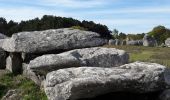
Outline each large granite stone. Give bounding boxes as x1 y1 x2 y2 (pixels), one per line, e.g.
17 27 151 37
44 62 170 100
165 38 170 47
25 47 129 85
6 53 23 74
143 35 157 47
2 28 107 53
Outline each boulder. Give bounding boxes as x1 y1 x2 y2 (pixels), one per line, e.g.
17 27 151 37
26 47 129 85
126 40 143 46
2 28 107 53
108 39 121 46
143 35 157 47
115 39 121 45
108 39 116 45
6 53 23 74
1 89 21 100
121 40 126 45
0 33 7 39
165 38 170 47
44 62 170 100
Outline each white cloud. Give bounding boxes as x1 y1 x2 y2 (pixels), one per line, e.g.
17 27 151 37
41 0 108 8
0 7 73 22
83 6 170 15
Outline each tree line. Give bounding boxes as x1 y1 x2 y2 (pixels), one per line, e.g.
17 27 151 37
0 15 170 44
0 15 111 38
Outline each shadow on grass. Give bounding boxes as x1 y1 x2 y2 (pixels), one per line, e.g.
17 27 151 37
0 83 7 98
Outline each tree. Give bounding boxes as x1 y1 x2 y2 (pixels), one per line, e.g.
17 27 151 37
0 17 7 34
112 29 119 39
118 32 127 40
0 16 112 38
148 25 170 44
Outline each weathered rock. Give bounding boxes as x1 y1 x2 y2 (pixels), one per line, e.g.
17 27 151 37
2 28 107 53
108 39 121 45
115 39 121 45
108 39 116 45
1 89 21 100
23 63 44 85
160 89 170 100
29 47 128 73
6 53 23 74
121 40 126 45
44 62 170 100
0 33 7 39
143 35 157 47
165 38 170 47
127 40 143 46
0 48 7 69
26 47 128 85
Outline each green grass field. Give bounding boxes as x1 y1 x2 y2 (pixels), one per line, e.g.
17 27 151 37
105 45 170 67
0 73 47 100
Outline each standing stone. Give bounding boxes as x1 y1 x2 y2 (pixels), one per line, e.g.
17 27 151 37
115 39 121 45
165 38 170 47
2 28 107 53
0 33 8 69
143 35 157 47
6 53 23 74
108 39 116 45
127 40 143 46
121 40 126 45
0 48 7 69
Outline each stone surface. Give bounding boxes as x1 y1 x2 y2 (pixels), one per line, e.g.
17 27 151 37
44 62 169 100
6 53 23 74
0 33 7 39
165 38 170 47
26 47 128 85
2 28 107 53
108 39 121 45
160 89 170 100
29 47 128 74
126 40 143 46
143 35 157 47
0 48 7 69
1 89 21 100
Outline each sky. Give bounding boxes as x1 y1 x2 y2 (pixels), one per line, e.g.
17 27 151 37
0 0 170 34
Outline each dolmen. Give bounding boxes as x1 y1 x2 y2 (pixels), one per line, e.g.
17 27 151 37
1 28 170 100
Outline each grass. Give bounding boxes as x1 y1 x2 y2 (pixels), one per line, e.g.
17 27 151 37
0 73 47 100
104 45 170 67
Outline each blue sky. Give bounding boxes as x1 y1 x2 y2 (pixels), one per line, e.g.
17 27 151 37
0 0 170 34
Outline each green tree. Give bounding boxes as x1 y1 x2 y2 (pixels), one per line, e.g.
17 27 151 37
112 29 119 39
148 25 170 44
0 17 7 34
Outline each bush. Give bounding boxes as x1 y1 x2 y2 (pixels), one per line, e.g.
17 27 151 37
70 26 87 31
